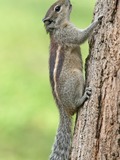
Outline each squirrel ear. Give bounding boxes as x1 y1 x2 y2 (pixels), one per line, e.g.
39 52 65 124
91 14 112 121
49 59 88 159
58 0 70 6
58 0 70 5
64 0 70 6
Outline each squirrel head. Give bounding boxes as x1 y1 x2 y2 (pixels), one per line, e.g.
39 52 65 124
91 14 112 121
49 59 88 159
42 0 72 33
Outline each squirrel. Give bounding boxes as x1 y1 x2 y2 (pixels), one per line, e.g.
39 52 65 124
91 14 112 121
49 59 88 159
42 0 103 159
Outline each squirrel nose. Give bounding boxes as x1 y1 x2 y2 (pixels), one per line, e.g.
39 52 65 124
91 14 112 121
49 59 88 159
42 17 53 26
42 17 50 23
42 18 46 23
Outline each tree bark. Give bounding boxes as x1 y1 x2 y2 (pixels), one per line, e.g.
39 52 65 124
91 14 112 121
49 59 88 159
71 0 120 160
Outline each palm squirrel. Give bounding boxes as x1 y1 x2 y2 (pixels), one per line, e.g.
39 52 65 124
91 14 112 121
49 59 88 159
42 0 103 159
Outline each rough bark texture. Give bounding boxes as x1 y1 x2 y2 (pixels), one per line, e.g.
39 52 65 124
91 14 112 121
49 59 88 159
71 0 120 160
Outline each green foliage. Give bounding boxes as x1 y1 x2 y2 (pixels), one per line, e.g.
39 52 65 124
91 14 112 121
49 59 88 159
0 0 95 159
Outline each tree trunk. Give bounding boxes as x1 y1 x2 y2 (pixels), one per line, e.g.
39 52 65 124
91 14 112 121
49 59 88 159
71 0 120 160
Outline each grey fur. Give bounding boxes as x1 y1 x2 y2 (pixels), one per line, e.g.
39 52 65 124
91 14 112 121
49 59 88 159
50 106 72 160
43 0 103 159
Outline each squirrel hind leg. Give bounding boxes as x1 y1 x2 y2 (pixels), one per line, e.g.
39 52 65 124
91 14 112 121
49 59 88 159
75 87 92 107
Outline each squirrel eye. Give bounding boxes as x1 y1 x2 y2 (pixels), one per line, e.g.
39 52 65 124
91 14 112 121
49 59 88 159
54 5 61 12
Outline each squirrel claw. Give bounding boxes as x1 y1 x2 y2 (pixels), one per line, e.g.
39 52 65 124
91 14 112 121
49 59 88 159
84 87 92 99
98 15 103 23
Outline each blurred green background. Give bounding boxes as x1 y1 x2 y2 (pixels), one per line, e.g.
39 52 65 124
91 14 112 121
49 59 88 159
0 0 95 159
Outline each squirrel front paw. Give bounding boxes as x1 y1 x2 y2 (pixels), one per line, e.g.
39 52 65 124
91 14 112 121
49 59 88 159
97 15 103 23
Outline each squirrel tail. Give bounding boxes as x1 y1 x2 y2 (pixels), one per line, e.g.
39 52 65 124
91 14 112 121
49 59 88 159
49 105 72 160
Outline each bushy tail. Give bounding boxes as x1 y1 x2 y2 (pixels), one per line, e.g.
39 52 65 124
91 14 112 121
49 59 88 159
49 107 72 160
